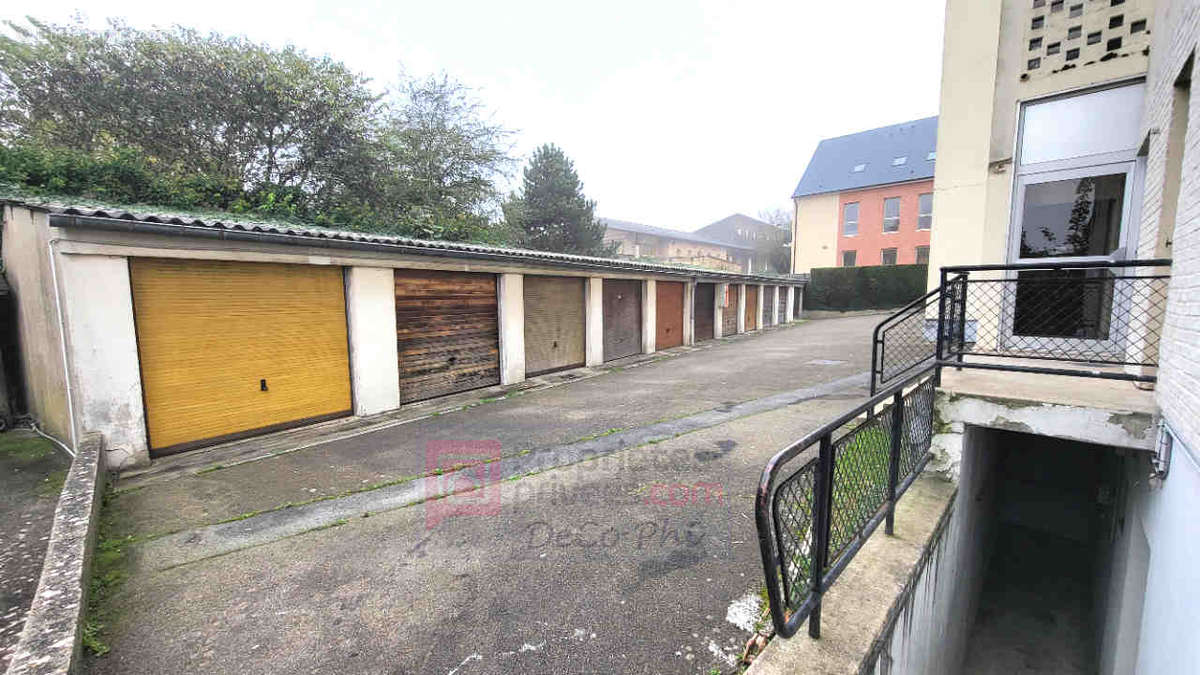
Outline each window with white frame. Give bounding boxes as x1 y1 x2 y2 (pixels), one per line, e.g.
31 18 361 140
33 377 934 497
918 193 933 230
915 246 930 264
1009 82 1145 341
882 197 901 232
842 202 859 236
881 248 898 265
842 250 856 267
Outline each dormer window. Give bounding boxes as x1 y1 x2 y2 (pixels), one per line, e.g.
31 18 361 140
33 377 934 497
852 163 867 173
892 156 908 166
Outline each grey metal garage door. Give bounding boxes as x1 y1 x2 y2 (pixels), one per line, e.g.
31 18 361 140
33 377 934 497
524 276 586 375
602 279 641 361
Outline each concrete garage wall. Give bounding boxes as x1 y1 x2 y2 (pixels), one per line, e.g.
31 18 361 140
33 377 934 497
58 254 149 469
866 425 1000 675
585 277 603 366
345 267 401 416
498 273 525 385
0 207 71 444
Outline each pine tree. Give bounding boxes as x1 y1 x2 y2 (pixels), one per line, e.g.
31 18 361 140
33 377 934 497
503 144 617 256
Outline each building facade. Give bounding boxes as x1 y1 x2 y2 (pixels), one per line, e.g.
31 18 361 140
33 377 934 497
790 117 938 273
601 218 754 272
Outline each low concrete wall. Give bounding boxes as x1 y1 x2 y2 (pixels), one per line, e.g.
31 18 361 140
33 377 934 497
6 433 105 675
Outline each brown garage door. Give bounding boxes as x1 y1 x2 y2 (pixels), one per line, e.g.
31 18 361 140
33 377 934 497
602 279 641 361
130 258 352 455
777 286 789 322
524 276 586 375
394 269 500 403
745 285 759 331
722 285 738 336
694 283 715 341
655 281 684 350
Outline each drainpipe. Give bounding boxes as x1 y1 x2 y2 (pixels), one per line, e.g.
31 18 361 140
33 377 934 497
46 237 78 455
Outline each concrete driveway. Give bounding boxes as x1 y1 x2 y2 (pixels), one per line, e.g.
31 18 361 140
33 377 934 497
87 315 881 674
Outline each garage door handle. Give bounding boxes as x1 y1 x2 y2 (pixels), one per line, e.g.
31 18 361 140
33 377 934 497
260 379 268 392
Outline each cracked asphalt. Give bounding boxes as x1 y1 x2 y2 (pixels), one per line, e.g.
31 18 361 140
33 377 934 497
87 315 880 674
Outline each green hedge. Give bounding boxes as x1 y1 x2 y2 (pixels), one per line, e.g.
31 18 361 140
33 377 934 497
805 264 928 311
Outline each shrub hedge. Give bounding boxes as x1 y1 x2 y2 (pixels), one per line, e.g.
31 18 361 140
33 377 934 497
805 264 928 311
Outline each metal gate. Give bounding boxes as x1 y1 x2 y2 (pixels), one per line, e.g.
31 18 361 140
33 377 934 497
694 283 715 341
655 281 685 350
745 285 759 331
722 285 739 336
602 279 641 361
778 286 788 322
523 276 586 375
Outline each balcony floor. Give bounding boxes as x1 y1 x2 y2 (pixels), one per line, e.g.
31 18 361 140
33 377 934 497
939 356 1156 415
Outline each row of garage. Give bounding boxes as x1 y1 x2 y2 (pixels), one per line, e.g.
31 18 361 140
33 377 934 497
1 202 805 468
127 260 801 456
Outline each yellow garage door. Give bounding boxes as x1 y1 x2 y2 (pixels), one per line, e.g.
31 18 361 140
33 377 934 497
130 258 352 455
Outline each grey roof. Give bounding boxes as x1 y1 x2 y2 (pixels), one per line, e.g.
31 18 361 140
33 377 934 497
792 116 938 198
696 213 785 243
5 198 799 283
600 218 756 251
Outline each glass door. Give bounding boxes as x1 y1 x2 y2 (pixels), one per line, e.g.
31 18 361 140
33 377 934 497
1002 162 1136 358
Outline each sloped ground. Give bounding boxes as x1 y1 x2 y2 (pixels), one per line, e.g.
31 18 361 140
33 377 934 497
84 315 882 674
0 431 70 670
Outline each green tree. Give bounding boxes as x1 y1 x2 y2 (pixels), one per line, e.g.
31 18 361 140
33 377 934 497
504 144 616 256
376 74 514 241
0 18 518 243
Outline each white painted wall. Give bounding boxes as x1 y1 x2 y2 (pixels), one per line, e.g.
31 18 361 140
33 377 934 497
868 425 1000 675
585 277 603 366
714 283 727 338
1099 430 1200 675
642 279 657 354
58 254 149 469
683 282 695 346
1 207 71 443
785 287 796 322
498 273 525 385
345 267 401 416
736 284 746 334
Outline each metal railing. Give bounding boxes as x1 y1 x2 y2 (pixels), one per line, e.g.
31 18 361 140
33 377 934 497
755 367 937 639
871 259 1172 393
869 286 940 395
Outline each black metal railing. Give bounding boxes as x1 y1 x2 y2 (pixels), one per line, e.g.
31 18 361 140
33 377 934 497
755 367 936 639
870 286 941 395
871 259 1171 393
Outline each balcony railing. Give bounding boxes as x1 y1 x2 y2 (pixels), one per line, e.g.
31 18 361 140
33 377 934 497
755 367 937 639
871 259 1172 394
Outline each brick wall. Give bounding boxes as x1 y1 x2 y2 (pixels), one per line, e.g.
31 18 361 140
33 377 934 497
1139 1 1200 453
837 180 934 267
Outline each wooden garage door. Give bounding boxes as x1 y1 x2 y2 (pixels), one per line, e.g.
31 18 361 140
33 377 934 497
602 279 641 361
130 259 352 455
694 283 715 342
777 287 788 322
722 285 739 336
524 276 586 375
655 281 684 350
395 269 500 403
745 285 759 331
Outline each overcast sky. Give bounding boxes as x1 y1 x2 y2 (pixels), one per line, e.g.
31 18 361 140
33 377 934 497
2 0 946 232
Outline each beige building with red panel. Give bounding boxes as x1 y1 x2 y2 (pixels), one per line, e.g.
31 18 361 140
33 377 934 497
790 117 938 273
